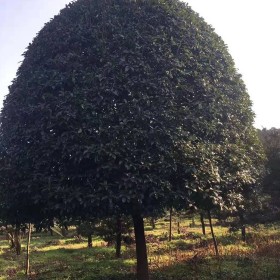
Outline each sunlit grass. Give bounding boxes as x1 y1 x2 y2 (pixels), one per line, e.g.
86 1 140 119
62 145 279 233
0 217 280 279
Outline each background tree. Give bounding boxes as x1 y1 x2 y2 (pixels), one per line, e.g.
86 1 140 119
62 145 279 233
76 221 96 248
94 216 133 258
258 128 280 220
0 0 263 279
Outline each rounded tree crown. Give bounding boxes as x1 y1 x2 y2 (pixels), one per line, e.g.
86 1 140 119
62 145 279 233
0 0 260 220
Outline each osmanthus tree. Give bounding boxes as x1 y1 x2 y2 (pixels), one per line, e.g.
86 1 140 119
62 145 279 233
0 0 263 279
185 132 265 252
258 128 280 216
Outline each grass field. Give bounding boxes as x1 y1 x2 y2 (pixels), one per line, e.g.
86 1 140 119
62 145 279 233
1 216 280 279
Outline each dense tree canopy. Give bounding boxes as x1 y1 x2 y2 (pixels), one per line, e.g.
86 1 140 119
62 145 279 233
0 0 261 218
0 0 264 278
259 128 280 216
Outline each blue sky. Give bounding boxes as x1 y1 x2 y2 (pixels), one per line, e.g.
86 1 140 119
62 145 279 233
1 0 279 128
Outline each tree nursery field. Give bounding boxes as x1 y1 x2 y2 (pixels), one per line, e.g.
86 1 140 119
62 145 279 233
1 216 280 280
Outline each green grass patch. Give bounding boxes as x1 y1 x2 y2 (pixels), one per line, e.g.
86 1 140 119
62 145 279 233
0 218 280 279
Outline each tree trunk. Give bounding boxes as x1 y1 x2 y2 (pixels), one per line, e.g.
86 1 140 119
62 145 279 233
200 213 206 235
150 218 155 230
169 208 172 242
48 226 53 236
177 221 180 234
87 234 92 248
61 225 68 237
7 233 15 248
133 214 149 280
241 225 246 242
35 225 40 233
239 214 246 242
115 217 122 258
15 226 21 255
25 223 32 275
207 210 219 257
191 214 195 227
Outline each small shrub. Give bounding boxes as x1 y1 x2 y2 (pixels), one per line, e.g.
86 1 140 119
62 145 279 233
173 240 194 251
145 226 153 231
45 240 63 246
159 232 168 241
123 235 134 245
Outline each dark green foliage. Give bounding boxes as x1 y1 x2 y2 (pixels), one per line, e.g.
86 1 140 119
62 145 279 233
0 12 263 280
259 128 280 217
77 222 95 238
184 135 264 213
0 0 261 222
95 217 133 245
0 2 265 277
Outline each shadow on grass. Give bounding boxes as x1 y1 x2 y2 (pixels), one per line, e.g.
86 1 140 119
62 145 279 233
150 256 280 280
2 244 280 280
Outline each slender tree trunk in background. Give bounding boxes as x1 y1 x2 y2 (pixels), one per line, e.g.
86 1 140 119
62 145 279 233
200 213 206 235
241 225 246 242
25 223 32 276
87 234 92 248
7 233 15 248
48 226 53 236
177 221 180 234
133 214 149 280
22 226 27 235
61 224 68 237
15 225 21 256
169 208 172 242
115 217 122 258
239 214 246 242
207 210 219 257
150 218 155 230
191 213 195 227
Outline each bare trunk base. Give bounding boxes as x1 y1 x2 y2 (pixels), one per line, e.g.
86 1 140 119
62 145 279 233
7 233 15 249
150 218 155 230
241 225 246 242
25 223 32 275
169 208 172 242
116 218 122 258
208 210 219 257
88 234 92 248
133 214 149 280
200 213 206 235
15 228 21 256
